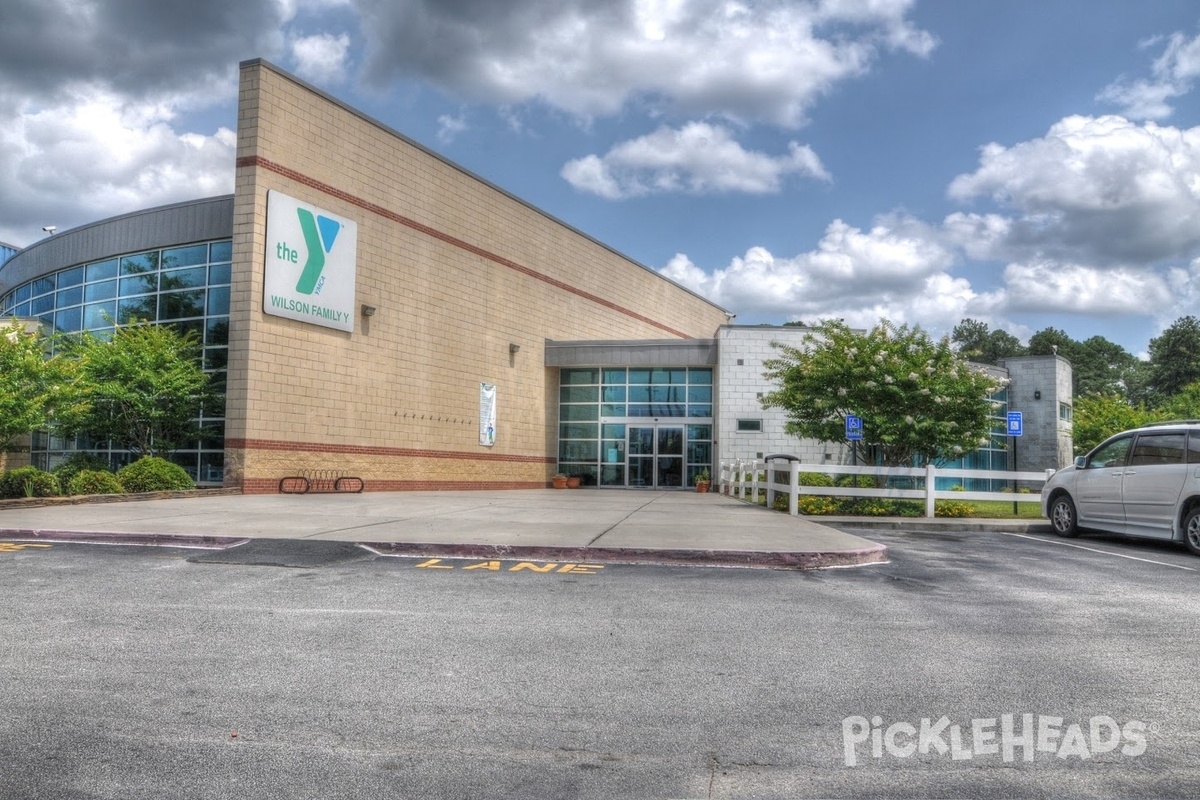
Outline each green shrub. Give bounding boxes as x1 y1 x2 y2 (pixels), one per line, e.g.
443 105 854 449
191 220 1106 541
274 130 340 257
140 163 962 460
935 499 976 518
53 453 112 493
797 495 844 515
117 457 194 493
0 466 61 499
799 472 834 487
68 469 126 496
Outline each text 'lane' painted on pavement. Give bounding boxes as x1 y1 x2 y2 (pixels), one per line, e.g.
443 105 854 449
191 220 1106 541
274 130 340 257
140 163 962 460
415 559 604 574
0 543 53 553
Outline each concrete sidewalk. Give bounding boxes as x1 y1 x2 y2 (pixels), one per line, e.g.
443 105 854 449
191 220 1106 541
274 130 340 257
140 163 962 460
0 489 888 570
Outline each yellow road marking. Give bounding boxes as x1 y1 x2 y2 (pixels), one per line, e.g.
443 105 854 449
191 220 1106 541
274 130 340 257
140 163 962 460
414 557 605 574
0 542 53 553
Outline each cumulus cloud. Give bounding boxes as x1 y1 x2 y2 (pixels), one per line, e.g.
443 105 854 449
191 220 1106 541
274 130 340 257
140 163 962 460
947 115 1200 266
290 32 351 84
0 88 236 245
561 122 829 198
1098 29 1200 120
437 112 469 144
1000 261 1174 314
659 215 981 330
356 0 934 126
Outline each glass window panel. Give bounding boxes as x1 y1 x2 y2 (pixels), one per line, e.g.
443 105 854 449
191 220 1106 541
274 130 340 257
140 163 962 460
560 368 598 385
560 385 599 403
205 318 229 346
600 465 625 487
559 423 598 439
602 385 626 402
166 319 204 341
206 286 230 317
86 259 118 281
1189 432 1200 464
120 251 159 275
559 440 599 461
600 404 626 416
14 301 31 317
83 301 116 329
669 369 688 384
601 424 626 439
15 284 32 302
688 405 712 417
601 440 624 463
160 266 207 290
32 277 56 295
204 347 228 372
1130 433 1185 466
687 442 712 463
653 404 687 417
689 368 712 385
687 385 712 403
687 425 712 440
1086 437 1131 469
200 452 225 484
117 296 157 324
57 266 85 288
628 404 652 417
55 306 82 333
37 312 53 328
162 244 209 268
169 453 199 482
30 295 54 314
119 274 156 296
85 280 117 302
209 240 232 263
160 289 205 320
651 386 685 403
650 369 672 384
602 368 627 385
628 369 651 385
629 386 651 402
560 404 598 421
737 419 763 432
56 286 83 307
208 263 232 285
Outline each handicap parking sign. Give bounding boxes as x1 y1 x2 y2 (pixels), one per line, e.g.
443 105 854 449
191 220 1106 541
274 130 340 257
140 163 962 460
846 415 863 441
1007 411 1023 436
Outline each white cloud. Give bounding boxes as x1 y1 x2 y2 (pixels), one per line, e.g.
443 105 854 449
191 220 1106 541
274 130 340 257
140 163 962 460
947 115 1200 266
1099 29 1200 120
290 32 351 84
357 0 934 126
0 87 235 245
999 261 1173 314
437 112 469 144
659 215 981 332
562 122 829 198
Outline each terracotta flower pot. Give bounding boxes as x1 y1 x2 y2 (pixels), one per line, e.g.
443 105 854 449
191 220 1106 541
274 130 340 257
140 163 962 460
696 481 710 493
552 476 568 489
566 476 582 489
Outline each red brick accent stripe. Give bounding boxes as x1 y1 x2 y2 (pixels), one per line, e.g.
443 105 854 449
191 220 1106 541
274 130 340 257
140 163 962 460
236 155 693 339
226 438 554 464
240 478 551 494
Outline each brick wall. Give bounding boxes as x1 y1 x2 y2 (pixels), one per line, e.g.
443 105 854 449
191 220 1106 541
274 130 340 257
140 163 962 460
225 61 729 491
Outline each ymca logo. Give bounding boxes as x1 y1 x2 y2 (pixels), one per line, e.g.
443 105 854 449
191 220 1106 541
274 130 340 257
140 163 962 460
264 190 358 333
275 208 343 296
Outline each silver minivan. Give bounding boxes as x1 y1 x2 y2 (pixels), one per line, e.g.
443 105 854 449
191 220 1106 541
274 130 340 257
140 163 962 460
1041 422 1200 555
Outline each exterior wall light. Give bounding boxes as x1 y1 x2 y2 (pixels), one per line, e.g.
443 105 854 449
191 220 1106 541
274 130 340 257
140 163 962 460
361 305 376 317
509 343 521 354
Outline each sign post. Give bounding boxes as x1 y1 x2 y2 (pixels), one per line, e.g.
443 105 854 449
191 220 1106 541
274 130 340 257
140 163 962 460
846 415 863 482
1007 411 1023 514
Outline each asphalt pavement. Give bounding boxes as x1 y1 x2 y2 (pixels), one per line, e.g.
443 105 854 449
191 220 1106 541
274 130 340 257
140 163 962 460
0 488 901 569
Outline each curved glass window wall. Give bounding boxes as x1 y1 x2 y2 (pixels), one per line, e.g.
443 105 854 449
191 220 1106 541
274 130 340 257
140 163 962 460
0 240 231 484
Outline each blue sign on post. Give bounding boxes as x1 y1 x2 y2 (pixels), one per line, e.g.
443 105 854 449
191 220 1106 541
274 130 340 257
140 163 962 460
1007 411 1024 437
846 415 864 441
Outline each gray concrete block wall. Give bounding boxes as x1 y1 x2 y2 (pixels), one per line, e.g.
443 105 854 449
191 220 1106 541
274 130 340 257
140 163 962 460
998 355 1074 471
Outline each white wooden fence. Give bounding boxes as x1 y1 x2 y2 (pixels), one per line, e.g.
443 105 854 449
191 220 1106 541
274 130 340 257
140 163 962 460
718 456 1057 518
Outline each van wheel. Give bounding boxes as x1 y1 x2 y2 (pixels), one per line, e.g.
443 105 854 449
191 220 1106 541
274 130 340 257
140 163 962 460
1050 495 1079 538
1184 507 1200 557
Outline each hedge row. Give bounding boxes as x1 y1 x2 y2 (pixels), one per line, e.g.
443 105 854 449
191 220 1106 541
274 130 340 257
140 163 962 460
0 456 194 499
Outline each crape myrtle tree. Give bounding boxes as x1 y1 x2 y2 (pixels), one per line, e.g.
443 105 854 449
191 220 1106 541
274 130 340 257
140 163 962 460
55 321 214 458
762 320 1006 469
0 320 79 451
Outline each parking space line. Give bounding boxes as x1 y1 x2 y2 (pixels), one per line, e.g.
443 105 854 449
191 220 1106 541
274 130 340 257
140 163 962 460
997 532 1196 571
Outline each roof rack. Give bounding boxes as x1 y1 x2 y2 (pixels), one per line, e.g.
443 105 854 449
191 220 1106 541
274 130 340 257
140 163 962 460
1143 420 1200 427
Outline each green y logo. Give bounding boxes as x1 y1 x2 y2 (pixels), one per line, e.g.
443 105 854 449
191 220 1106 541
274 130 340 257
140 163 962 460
295 208 342 295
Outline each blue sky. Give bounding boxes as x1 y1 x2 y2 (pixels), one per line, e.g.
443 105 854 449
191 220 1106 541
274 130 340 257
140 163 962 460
2 0 1199 356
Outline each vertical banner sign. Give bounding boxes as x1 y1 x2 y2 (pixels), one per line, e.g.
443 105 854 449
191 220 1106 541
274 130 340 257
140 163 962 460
479 383 497 447
263 190 358 332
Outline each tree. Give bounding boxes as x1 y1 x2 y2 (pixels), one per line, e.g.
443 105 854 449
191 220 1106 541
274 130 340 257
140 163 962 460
1156 380 1200 421
56 322 213 457
1148 316 1200 401
0 320 77 451
762 320 1006 468
1071 393 1155 455
1028 327 1140 398
950 318 1026 364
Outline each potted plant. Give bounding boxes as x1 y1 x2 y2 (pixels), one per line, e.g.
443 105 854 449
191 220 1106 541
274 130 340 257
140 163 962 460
695 469 711 493
552 473 568 489
566 474 582 489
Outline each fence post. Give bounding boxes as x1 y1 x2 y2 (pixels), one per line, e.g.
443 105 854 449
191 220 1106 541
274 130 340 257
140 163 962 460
766 460 775 509
751 460 760 505
789 461 800 516
925 463 937 518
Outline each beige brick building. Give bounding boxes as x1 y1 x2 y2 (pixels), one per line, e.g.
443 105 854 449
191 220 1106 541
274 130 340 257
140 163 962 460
223 60 729 492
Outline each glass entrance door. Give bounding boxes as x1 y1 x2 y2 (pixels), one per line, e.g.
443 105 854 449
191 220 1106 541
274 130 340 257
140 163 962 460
627 425 684 488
